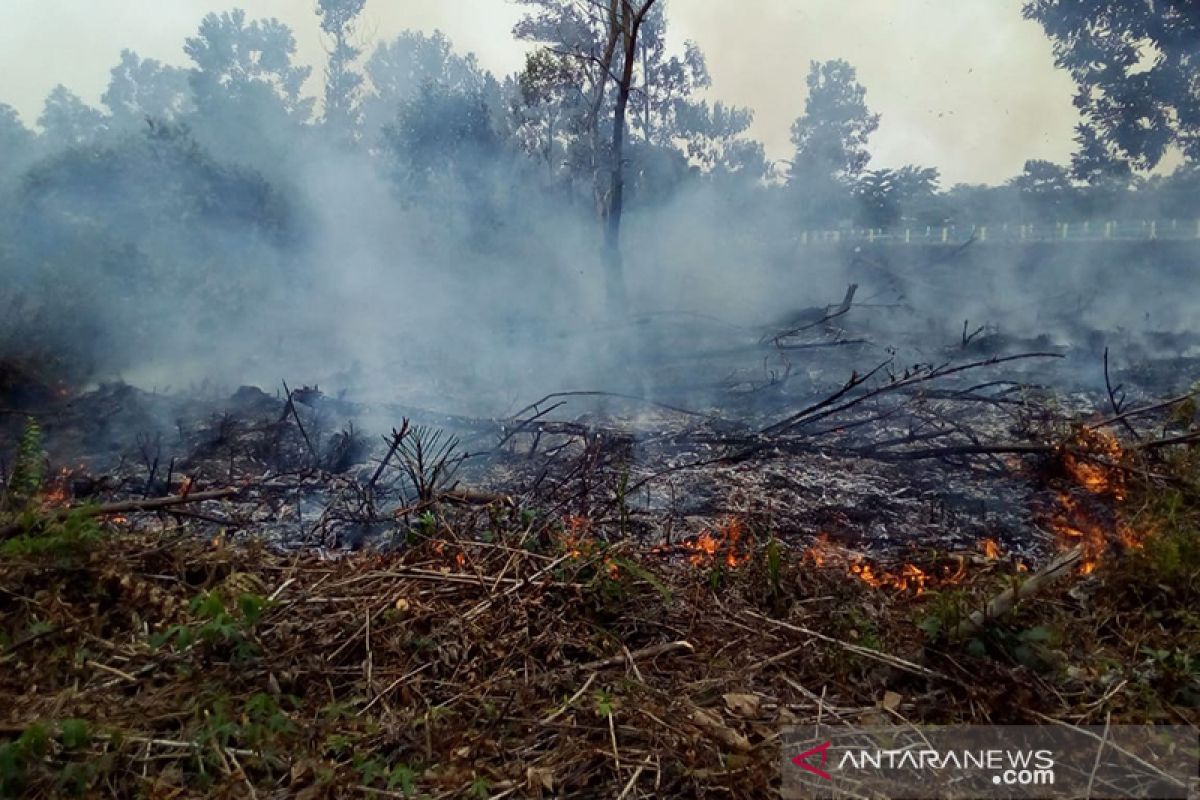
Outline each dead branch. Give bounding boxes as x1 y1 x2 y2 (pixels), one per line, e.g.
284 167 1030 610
509 390 710 421
575 640 694 672
950 545 1083 640
281 380 317 464
0 488 239 540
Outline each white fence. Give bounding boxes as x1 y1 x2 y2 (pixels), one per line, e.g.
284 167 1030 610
798 219 1200 246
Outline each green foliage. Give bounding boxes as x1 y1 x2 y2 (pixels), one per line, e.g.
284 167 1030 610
593 689 615 719
6 418 43 507
0 724 49 798
918 587 974 642
0 508 102 564
469 776 491 799
151 589 268 661
58 720 90 751
1023 0 1200 168
387 763 418 795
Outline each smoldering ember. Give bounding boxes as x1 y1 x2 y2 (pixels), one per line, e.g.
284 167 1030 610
1 2 1198 798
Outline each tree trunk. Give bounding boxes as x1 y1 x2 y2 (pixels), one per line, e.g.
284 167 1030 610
603 0 657 317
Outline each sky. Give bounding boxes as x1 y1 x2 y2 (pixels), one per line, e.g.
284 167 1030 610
0 0 1081 185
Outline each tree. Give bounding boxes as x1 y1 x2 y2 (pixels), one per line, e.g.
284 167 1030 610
789 60 879 182
383 83 506 232
361 31 495 144
102 50 194 129
183 10 313 161
515 0 662 313
316 0 367 138
628 5 709 148
675 100 767 181
1023 0 1200 169
855 165 941 229
1069 123 1133 186
38 86 109 149
788 60 879 225
1010 159 1076 221
0 105 36 184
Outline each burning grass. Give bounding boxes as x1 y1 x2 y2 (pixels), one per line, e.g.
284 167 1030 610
1 451 1197 798
1 387 1198 797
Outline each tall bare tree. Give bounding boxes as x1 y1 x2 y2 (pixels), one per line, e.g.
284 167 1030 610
515 0 659 315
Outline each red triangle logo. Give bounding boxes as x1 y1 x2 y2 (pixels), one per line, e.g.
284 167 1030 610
791 740 833 781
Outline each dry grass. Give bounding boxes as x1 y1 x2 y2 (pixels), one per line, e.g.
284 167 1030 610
0 436 1197 798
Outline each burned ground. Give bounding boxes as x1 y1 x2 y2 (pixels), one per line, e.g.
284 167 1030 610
2 242 1199 796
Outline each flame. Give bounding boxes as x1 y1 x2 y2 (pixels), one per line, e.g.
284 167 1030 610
805 534 929 594
803 533 834 566
1047 426 1142 573
560 515 591 558
39 467 72 508
981 539 1001 560
683 517 749 568
849 560 927 594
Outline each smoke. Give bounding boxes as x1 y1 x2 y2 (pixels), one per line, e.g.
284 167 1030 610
0 5 1197 426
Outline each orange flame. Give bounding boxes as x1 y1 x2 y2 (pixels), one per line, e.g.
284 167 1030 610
39 468 72 508
1047 426 1140 573
683 517 749 568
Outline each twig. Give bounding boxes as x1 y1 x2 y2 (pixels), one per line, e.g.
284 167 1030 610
744 610 948 681
282 381 317 464
1103 348 1139 439
575 640 694 672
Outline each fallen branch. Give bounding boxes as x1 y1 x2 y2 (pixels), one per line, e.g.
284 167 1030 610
949 545 1083 640
575 640 695 672
0 489 239 541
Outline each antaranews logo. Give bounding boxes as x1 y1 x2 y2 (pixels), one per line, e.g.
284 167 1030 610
790 740 832 781
781 724 1197 799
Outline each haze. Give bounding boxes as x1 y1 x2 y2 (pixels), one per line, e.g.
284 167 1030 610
0 0 1078 185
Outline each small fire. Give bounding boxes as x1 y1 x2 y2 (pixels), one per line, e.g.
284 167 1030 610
849 560 928 594
683 517 749 568
981 539 1001 560
560 515 591 558
1047 426 1141 573
805 534 929 594
803 533 834 566
39 467 72 508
